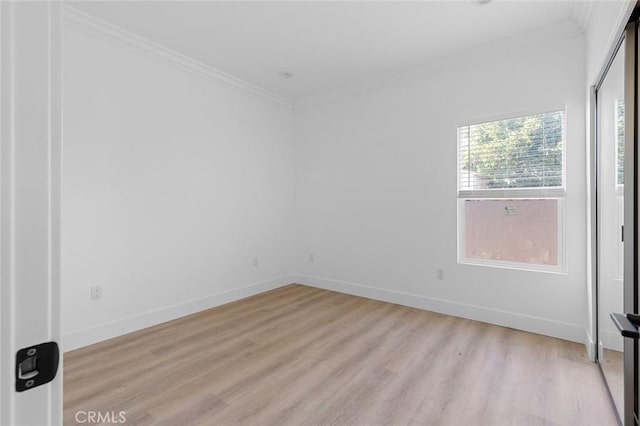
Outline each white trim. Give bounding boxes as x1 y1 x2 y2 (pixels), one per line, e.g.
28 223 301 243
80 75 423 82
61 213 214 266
585 331 597 362
456 108 567 274
294 274 587 344
295 20 583 109
62 6 293 110
0 4 15 424
1 3 63 425
587 86 598 366
571 0 594 33
458 260 567 275
49 4 64 425
600 329 624 352
63 274 295 352
456 105 567 129
457 188 566 199
592 0 636 88
61 7 585 113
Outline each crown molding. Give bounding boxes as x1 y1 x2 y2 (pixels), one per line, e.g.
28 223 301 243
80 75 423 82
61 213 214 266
63 5 585 113
63 6 294 110
294 19 584 110
571 0 593 32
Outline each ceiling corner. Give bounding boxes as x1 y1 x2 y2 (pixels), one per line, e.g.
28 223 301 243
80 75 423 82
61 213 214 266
571 0 594 33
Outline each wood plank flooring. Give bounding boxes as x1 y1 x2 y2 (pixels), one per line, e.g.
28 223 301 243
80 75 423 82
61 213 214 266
64 284 618 425
601 349 623 420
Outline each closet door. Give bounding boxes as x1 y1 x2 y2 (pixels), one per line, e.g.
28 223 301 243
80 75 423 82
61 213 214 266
607 17 640 426
597 27 625 424
624 19 640 426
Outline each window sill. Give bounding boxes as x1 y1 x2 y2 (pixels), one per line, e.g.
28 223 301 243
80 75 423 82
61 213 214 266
458 258 567 275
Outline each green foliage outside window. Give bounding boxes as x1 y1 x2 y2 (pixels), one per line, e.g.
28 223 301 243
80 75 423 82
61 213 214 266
460 111 563 189
617 100 625 186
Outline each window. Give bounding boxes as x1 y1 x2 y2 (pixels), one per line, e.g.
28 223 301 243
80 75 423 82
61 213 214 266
457 110 565 271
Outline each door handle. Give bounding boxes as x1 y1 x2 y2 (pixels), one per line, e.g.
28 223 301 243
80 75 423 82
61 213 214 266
611 312 640 338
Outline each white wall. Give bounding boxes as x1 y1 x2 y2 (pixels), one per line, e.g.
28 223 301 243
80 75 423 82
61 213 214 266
294 33 588 343
62 25 295 350
62 6 629 352
586 1 634 85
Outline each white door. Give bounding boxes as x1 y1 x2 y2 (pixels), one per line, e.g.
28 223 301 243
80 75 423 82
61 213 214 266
0 2 63 425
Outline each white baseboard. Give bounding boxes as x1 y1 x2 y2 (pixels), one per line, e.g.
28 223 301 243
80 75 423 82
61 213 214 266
63 274 295 352
294 274 587 345
585 331 596 361
600 329 624 352
64 273 589 352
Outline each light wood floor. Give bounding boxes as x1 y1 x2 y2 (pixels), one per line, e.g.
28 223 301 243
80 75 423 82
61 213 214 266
601 349 624 420
64 284 618 425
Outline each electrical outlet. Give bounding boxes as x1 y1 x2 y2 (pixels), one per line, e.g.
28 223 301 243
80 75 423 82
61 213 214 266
90 286 102 300
253 257 259 267
436 268 444 280
309 253 314 262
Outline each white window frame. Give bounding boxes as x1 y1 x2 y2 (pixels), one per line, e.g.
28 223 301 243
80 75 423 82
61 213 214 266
456 108 567 273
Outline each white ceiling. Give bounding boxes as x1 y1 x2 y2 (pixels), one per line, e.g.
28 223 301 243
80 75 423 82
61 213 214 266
69 1 582 102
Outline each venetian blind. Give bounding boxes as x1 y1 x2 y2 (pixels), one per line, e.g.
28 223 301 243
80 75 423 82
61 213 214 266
458 110 565 198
